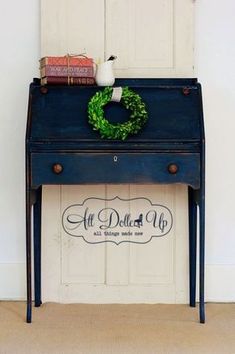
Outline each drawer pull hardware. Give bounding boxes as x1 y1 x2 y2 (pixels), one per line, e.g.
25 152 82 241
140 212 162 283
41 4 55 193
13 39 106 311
52 163 63 174
114 156 118 162
182 87 191 96
40 86 48 94
168 163 178 174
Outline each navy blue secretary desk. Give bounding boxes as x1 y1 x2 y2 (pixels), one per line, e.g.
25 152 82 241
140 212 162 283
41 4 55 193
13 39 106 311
26 78 205 323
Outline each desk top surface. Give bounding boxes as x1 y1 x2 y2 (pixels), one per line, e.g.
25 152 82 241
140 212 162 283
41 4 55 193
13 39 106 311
27 78 204 151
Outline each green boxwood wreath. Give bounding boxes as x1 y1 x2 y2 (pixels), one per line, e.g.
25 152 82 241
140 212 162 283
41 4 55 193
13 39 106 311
87 87 148 140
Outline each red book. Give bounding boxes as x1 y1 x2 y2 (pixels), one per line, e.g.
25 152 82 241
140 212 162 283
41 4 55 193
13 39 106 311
40 56 93 67
41 76 96 86
41 65 94 78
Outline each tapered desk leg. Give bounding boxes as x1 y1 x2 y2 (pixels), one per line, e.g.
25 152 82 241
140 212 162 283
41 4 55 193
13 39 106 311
199 188 205 323
188 187 197 307
198 140 206 323
34 186 42 307
26 189 32 323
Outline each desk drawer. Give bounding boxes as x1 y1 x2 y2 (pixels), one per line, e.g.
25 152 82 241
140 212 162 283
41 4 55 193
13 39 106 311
31 152 200 188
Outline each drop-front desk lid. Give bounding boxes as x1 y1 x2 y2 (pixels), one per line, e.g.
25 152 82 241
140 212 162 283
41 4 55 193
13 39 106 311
26 78 204 152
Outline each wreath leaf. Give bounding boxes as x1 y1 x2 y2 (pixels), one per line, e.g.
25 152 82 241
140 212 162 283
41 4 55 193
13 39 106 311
87 87 148 140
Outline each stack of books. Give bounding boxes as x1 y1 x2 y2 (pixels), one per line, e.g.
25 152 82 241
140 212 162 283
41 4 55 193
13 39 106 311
40 55 95 85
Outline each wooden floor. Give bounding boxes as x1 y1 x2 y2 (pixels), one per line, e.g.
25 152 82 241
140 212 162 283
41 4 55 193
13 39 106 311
0 302 234 354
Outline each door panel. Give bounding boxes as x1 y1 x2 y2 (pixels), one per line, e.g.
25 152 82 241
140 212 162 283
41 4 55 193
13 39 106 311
129 185 174 285
41 0 105 59
106 0 194 77
41 0 194 303
61 185 106 285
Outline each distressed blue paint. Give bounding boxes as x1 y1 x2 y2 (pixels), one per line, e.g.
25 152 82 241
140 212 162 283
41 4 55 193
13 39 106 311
29 78 202 144
31 152 200 188
25 78 205 323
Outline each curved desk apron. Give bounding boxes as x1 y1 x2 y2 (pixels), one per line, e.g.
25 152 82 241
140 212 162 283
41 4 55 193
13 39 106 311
25 78 205 323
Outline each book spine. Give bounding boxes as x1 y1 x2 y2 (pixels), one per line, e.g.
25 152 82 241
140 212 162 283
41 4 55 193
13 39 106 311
41 65 94 78
40 56 93 67
41 76 96 86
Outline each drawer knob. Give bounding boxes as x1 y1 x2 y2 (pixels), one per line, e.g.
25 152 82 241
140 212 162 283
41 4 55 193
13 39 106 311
168 163 178 174
182 87 191 96
40 86 48 94
52 163 63 174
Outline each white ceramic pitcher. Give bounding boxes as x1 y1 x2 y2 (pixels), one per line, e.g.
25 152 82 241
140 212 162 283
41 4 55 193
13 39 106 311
95 57 116 86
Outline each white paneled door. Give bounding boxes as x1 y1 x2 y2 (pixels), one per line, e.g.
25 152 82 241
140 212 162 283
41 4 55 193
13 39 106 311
42 185 189 303
41 0 194 76
41 0 195 303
